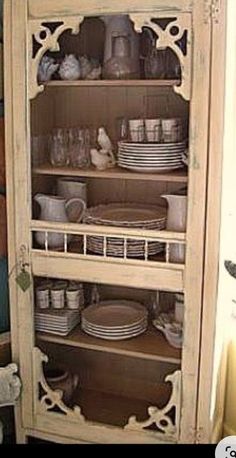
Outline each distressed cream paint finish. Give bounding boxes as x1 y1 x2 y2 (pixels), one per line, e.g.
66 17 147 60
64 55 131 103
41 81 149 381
4 0 228 444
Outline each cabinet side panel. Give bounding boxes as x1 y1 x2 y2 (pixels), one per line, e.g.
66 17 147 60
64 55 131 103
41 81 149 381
3 0 27 443
180 0 211 443
198 0 230 443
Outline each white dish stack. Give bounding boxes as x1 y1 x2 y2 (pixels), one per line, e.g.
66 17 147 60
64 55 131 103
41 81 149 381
35 309 80 336
118 140 187 173
83 203 167 258
35 280 84 336
81 300 148 340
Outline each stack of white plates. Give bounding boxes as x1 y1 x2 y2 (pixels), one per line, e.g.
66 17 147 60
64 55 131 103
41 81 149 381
35 309 80 336
81 300 148 340
118 141 186 172
83 203 167 258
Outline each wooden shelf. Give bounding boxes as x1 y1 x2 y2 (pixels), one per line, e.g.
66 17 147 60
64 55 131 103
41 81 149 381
33 164 188 183
37 325 181 364
44 79 180 88
69 385 171 428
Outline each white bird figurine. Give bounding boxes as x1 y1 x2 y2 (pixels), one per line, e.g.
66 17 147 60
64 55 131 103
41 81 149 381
97 127 113 153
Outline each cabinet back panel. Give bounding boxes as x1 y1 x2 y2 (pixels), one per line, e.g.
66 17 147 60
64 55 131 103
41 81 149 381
53 86 188 145
30 86 188 206
38 342 178 403
31 90 55 135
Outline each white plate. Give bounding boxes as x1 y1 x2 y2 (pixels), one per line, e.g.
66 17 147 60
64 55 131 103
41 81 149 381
119 164 184 172
84 203 167 225
87 241 164 254
118 153 183 162
81 326 147 340
87 240 162 247
118 159 183 166
118 149 183 154
84 218 166 227
118 140 187 148
82 316 147 331
35 318 80 327
118 156 183 162
35 315 80 327
82 301 147 328
87 249 163 257
87 241 162 247
35 326 77 336
82 321 147 334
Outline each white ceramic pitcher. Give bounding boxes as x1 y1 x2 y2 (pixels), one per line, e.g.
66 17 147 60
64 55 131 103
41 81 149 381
161 192 187 263
34 193 86 249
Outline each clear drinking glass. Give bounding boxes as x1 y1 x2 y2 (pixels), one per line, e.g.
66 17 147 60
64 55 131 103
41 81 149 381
67 128 79 167
116 117 129 141
31 134 49 166
68 128 91 168
50 128 69 166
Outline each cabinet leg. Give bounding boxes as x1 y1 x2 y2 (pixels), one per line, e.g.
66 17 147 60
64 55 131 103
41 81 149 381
14 409 27 444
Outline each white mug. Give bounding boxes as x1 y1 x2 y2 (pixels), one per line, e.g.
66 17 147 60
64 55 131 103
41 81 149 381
36 286 50 309
66 287 80 310
162 118 182 143
51 288 65 309
145 119 162 142
129 119 145 142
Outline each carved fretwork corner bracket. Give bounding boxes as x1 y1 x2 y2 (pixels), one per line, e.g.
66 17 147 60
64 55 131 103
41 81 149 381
124 370 182 441
129 13 192 101
33 347 85 423
29 17 84 100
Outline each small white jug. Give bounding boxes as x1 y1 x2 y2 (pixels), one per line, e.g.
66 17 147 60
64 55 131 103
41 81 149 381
161 192 187 263
34 193 86 249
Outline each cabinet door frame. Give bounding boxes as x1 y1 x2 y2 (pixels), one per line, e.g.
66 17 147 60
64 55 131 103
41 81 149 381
4 0 214 444
4 0 34 436
178 0 212 442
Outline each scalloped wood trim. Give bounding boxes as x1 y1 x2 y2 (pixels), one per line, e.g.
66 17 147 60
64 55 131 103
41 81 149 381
28 17 83 99
129 13 192 101
33 347 85 422
33 347 181 441
124 370 181 438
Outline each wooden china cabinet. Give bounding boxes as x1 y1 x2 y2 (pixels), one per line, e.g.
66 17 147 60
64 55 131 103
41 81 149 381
4 0 226 444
